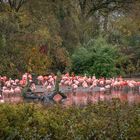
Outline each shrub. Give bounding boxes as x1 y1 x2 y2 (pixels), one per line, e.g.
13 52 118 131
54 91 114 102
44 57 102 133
0 34 51 78
71 37 121 77
0 101 140 140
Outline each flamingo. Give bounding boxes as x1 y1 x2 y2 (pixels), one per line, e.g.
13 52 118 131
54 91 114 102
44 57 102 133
30 83 36 91
0 95 4 103
46 84 52 91
73 80 79 86
14 87 21 94
99 87 106 92
105 85 111 89
82 81 88 88
37 75 44 85
72 84 78 90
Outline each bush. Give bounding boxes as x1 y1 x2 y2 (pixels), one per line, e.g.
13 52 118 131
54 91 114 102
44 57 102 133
0 34 51 78
71 37 121 77
0 101 140 140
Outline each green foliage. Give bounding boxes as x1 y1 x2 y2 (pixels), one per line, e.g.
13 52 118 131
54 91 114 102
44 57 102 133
72 37 120 77
0 101 140 140
0 0 139 77
0 35 51 77
108 2 140 76
1 41 22 78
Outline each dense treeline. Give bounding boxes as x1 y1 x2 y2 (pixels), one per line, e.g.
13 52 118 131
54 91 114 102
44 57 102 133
0 0 140 77
0 101 140 140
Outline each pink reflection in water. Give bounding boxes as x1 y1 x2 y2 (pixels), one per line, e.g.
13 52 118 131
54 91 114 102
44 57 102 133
54 90 140 106
1 90 140 105
1 94 23 104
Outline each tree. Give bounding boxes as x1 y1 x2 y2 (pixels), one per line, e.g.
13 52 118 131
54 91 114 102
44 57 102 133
107 0 140 75
78 0 135 18
72 37 120 77
0 0 139 77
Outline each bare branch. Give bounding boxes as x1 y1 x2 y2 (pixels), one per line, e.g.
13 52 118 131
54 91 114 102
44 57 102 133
79 0 87 16
16 0 26 12
85 0 134 18
7 0 26 12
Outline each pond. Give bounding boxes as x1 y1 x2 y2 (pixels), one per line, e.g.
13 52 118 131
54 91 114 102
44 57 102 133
54 89 140 106
1 86 140 106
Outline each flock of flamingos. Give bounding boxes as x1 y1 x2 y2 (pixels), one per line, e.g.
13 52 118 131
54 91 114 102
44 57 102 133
0 73 140 103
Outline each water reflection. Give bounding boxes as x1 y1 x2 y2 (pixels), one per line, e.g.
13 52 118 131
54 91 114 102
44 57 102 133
1 90 140 105
53 90 140 106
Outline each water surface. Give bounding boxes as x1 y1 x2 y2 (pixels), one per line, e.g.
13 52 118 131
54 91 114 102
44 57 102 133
1 87 140 105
